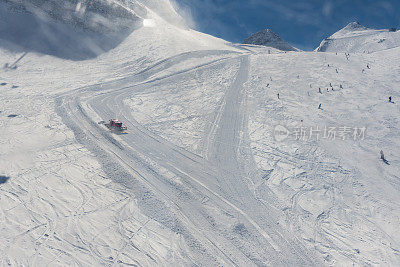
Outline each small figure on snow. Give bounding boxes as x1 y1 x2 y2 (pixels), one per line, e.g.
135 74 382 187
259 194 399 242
380 150 385 161
336 69 338 73
367 64 370 69
340 84 343 89
380 150 390 165
389 96 393 103
277 93 280 99
318 103 322 109
319 88 322 94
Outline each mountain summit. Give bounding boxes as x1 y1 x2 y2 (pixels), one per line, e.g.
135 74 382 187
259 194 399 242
338 21 368 33
316 21 400 53
243 29 298 51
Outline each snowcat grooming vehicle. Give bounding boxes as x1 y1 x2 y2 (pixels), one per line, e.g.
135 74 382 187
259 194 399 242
105 119 127 132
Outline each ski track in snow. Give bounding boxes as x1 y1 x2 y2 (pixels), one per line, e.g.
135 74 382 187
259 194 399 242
53 50 323 265
1 11 400 265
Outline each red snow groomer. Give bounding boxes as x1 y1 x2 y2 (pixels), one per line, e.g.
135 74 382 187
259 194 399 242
105 119 127 132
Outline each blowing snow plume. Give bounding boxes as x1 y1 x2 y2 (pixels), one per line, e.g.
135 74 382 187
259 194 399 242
0 0 143 60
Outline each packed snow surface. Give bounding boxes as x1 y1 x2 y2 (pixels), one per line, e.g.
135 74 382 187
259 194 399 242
1 1 400 266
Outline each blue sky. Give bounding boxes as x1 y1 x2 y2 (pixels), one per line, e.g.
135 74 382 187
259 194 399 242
174 0 400 50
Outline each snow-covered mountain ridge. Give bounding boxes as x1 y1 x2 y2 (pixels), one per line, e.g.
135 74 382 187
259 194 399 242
317 21 400 53
0 0 190 60
243 28 298 51
4 0 140 33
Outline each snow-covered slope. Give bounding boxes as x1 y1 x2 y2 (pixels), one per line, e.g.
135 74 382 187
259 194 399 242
1 1 400 266
0 0 192 60
0 0 145 60
243 29 298 51
317 22 400 53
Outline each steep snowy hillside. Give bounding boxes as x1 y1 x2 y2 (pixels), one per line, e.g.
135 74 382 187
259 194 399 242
0 0 191 60
1 1 400 266
243 29 298 51
317 22 400 53
0 0 144 60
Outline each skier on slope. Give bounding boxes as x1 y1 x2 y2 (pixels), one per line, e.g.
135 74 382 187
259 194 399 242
380 150 386 161
381 150 390 164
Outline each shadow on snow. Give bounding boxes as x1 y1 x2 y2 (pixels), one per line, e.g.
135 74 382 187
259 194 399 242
0 176 10 184
0 1 143 61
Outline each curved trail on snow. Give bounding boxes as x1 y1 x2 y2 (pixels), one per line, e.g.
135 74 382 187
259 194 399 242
56 50 322 266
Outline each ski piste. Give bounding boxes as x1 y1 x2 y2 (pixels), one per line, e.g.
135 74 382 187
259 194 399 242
1 1 399 266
